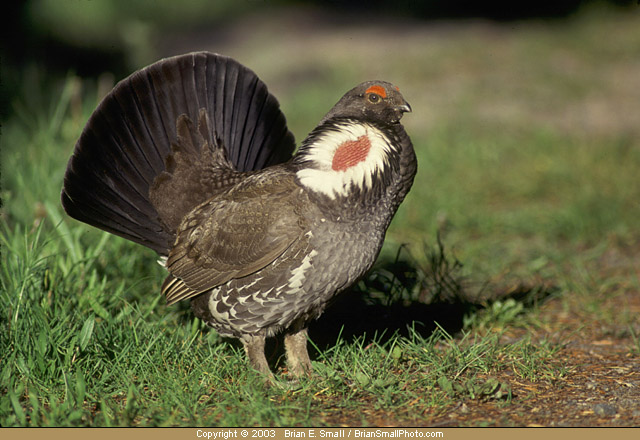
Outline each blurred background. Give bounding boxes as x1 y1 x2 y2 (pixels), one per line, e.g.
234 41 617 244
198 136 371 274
2 0 639 288
3 0 638 130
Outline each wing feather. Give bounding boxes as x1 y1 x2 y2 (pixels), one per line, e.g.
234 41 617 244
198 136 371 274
162 172 306 304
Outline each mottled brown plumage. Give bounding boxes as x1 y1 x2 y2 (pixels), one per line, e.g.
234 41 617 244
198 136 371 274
62 52 416 379
162 170 309 305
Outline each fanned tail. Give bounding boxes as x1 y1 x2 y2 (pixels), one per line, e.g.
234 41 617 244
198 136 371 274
61 52 296 254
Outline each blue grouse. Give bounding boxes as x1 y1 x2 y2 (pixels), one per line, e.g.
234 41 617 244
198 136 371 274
62 52 416 377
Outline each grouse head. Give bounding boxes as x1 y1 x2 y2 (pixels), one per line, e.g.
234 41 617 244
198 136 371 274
321 81 412 125
294 81 413 200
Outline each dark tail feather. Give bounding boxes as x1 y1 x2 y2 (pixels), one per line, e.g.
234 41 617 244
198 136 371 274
62 52 296 255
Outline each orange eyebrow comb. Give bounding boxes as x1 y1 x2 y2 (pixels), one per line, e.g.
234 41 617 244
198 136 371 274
365 85 387 98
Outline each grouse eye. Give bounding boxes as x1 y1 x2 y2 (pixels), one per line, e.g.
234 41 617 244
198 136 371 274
367 93 381 103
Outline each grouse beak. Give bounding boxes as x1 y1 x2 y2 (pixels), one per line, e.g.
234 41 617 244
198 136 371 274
396 100 412 114
392 98 412 123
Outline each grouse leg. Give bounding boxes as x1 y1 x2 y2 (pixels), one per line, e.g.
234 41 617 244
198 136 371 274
284 327 313 377
242 334 272 378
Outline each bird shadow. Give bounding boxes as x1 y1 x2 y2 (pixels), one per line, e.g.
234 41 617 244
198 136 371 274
275 238 558 366
306 244 470 351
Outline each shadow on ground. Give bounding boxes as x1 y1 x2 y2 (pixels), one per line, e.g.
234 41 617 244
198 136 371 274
271 239 558 365
308 256 558 351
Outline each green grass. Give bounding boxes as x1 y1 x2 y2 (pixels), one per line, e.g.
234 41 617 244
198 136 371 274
2 5 639 426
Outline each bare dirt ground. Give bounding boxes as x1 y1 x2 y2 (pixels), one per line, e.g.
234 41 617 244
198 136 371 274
426 246 640 427
433 301 640 426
